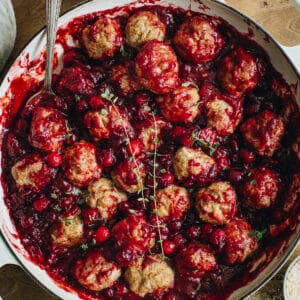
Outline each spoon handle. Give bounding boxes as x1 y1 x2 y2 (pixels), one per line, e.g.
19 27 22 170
44 0 62 92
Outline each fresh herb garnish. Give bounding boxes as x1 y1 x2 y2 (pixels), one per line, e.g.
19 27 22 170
80 243 89 251
251 228 268 241
249 179 257 186
53 204 61 212
120 45 134 59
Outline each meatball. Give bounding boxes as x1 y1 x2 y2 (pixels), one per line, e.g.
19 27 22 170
218 47 259 96
84 105 133 142
62 141 101 187
153 184 190 222
81 17 124 60
74 251 121 291
125 11 166 49
172 146 216 185
135 40 179 94
195 181 237 225
11 153 55 192
124 255 174 297
205 95 243 136
176 242 217 278
111 63 141 97
137 116 167 152
111 214 155 254
29 107 68 152
111 159 146 193
85 178 127 220
174 16 224 63
50 208 85 248
242 167 280 209
156 85 202 123
223 219 258 265
240 110 285 157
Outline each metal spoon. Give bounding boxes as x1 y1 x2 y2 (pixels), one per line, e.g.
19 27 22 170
25 0 62 110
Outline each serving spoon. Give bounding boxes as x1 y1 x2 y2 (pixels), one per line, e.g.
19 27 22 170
25 0 62 110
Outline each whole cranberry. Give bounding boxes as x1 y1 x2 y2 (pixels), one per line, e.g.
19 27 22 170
114 283 128 296
115 249 134 267
46 152 62 167
82 208 99 226
103 288 114 298
159 171 175 187
163 240 176 255
20 215 34 228
6 132 23 158
95 226 110 243
239 149 255 164
33 197 49 212
228 168 244 183
210 228 226 249
201 224 214 242
77 99 88 111
169 220 183 233
61 194 76 211
99 149 116 168
181 133 193 147
135 92 150 106
186 225 201 240
170 126 185 140
173 234 186 248
127 139 142 157
88 96 104 109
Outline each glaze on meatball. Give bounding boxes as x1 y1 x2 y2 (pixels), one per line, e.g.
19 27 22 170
85 178 127 220
174 16 224 63
223 219 258 265
125 11 166 49
74 251 121 291
176 242 217 278
137 116 167 152
205 95 243 136
195 181 237 225
124 255 174 297
11 153 55 192
135 40 179 94
156 84 202 123
173 146 216 185
50 208 85 248
84 105 133 142
218 47 259 96
240 110 285 157
111 159 146 193
153 184 190 222
62 141 101 187
29 107 68 152
81 17 124 60
242 167 280 209
111 214 155 254
111 62 141 97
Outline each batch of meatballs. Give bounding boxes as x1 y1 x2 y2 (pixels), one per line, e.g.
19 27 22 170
3 4 300 300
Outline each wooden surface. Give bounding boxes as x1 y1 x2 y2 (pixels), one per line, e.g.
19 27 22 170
0 0 299 299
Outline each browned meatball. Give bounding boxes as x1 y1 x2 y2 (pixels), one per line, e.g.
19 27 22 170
174 16 224 63
85 178 127 220
81 17 124 60
137 116 167 152
156 84 202 123
111 159 146 193
124 255 174 297
205 94 243 136
173 146 216 185
50 208 85 248
29 107 68 152
242 167 280 209
11 153 55 192
62 141 101 187
111 62 141 97
217 47 259 97
195 181 237 225
74 251 121 291
223 219 258 265
240 110 285 157
84 105 133 142
111 214 155 254
125 11 166 49
176 242 217 278
135 40 179 94
153 184 190 222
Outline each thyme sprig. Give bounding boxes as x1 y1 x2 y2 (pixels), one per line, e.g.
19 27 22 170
191 131 219 156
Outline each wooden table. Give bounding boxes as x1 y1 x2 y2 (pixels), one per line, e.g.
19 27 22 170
1 0 299 299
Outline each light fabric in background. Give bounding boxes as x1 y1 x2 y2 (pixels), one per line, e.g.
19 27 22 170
0 0 16 72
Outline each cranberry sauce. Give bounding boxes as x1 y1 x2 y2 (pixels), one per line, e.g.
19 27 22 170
1 3 300 300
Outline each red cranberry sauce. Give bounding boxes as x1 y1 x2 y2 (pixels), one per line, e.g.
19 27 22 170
2 4 300 300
